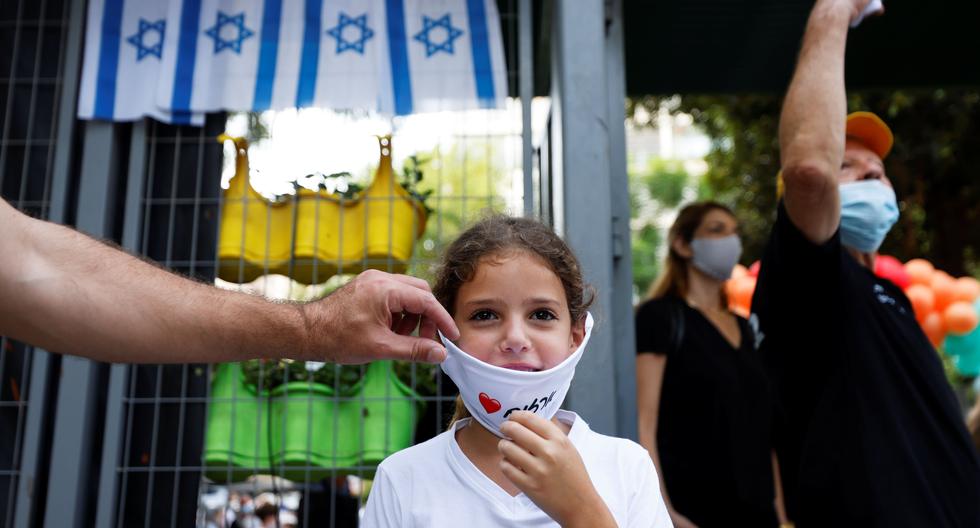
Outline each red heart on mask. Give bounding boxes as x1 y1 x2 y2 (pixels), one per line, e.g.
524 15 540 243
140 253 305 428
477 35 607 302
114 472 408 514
478 392 502 414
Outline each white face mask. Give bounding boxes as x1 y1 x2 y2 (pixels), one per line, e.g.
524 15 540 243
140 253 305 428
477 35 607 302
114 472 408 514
439 312 594 438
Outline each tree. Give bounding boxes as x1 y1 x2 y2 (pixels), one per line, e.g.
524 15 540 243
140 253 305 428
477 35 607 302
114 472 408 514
630 158 692 296
406 139 512 283
630 90 980 278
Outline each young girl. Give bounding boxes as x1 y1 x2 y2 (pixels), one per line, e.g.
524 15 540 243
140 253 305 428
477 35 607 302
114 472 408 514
362 215 670 527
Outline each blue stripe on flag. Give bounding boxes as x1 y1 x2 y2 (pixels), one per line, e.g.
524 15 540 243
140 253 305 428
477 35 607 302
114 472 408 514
295 0 322 108
385 0 412 115
253 0 283 111
465 0 495 108
93 0 124 119
171 110 194 124
171 0 202 122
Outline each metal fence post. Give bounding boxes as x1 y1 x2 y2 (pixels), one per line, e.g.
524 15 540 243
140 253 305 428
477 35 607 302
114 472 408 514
13 0 88 524
43 121 124 528
93 120 148 528
603 0 637 441
551 0 634 437
520 0 534 218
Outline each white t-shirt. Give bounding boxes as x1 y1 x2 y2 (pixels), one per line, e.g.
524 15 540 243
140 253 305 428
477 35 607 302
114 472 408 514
362 410 672 527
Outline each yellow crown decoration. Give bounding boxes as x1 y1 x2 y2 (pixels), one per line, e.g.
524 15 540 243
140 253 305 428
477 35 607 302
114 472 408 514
216 134 427 284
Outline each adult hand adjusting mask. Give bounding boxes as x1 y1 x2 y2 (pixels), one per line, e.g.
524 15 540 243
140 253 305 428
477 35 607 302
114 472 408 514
439 312 594 438
839 180 899 253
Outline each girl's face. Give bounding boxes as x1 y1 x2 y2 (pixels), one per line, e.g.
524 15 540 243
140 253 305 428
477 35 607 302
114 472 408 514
453 251 585 372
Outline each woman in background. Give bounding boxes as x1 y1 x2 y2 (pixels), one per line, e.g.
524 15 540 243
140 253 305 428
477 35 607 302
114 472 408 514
635 201 786 528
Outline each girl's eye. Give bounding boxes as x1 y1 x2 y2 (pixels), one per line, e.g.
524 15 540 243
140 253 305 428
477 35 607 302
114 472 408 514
471 310 497 321
530 310 557 321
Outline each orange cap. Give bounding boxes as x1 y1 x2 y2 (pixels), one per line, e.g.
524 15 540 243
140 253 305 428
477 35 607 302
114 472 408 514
777 111 895 197
846 111 894 160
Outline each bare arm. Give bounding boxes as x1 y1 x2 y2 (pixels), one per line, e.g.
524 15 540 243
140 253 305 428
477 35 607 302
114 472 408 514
0 199 458 364
967 394 980 453
779 0 873 244
772 451 791 526
637 353 697 527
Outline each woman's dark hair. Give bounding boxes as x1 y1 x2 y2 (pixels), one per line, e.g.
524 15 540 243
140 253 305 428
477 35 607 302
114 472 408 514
648 201 736 303
433 215 594 426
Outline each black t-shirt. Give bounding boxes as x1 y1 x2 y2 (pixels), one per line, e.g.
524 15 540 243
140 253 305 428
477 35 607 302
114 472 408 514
753 203 980 527
636 296 776 527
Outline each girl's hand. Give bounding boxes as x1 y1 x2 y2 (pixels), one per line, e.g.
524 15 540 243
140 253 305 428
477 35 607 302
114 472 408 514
669 509 699 528
498 411 616 528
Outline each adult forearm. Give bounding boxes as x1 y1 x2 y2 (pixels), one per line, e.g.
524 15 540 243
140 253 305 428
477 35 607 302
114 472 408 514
2 198 455 365
646 440 674 512
778 0 858 244
967 402 980 453
1 205 305 363
772 451 791 525
636 426 672 509
780 1 851 176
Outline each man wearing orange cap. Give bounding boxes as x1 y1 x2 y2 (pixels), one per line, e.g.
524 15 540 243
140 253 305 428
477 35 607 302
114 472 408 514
751 0 980 526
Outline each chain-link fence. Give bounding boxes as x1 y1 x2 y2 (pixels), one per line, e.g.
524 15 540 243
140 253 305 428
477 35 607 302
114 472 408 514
0 0 73 525
0 0 533 526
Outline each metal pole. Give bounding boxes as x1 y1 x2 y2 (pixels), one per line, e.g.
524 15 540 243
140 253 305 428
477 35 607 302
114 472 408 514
14 0 87 523
43 121 122 528
551 0 619 435
603 0 637 441
93 120 148 528
520 0 534 218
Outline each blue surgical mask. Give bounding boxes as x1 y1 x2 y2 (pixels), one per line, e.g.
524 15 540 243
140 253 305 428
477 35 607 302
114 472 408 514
839 180 899 253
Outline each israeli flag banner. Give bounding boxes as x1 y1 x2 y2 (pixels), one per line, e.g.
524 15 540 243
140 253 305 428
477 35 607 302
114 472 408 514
378 0 507 115
155 0 388 117
79 0 507 124
77 0 205 124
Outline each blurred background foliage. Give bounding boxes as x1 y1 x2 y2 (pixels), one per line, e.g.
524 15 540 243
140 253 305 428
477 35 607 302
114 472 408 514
629 158 690 296
628 89 980 288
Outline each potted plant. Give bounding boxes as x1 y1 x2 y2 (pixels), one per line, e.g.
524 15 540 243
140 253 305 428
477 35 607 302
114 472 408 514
216 135 431 284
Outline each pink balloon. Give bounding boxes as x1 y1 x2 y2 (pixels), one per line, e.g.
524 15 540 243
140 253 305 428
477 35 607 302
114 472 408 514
875 255 910 289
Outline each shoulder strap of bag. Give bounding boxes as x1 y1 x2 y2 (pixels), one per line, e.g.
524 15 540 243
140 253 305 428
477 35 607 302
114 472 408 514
669 299 685 355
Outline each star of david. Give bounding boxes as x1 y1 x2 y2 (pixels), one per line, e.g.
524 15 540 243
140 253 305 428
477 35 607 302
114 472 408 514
413 14 464 57
204 11 254 55
127 18 166 61
326 12 374 55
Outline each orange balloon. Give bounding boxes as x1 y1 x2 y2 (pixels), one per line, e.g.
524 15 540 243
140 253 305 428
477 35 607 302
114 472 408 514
904 284 935 320
944 302 980 335
931 272 958 313
954 277 980 304
921 311 946 347
730 276 757 311
905 259 935 286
